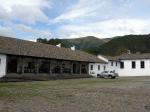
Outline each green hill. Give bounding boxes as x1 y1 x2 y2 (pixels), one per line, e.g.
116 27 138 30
61 36 107 49
98 34 150 56
37 34 150 56
37 36 110 54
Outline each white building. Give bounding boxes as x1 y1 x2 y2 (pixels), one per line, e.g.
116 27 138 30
89 63 107 77
89 55 119 77
1 36 150 79
116 53 150 76
89 53 150 77
0 36 105 80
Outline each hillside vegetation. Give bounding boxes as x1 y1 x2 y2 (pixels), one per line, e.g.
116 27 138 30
98 34 150 56
37 36 110 54
37 34 150 56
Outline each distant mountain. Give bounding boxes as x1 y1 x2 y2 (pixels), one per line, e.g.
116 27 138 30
98 34 150 56
61 36 107 49
37 36 110 54
37 34 150 56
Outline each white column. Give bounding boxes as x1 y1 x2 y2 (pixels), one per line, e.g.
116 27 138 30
0 54 7 78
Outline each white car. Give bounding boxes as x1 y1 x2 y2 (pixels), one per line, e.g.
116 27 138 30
97 71 118 79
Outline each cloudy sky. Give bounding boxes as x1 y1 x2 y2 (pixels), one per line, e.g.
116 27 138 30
0 0 150 40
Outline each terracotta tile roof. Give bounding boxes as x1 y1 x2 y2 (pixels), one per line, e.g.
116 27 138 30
0 36 105 63
116 53 150 60
101 55 117 61
102 53 150 61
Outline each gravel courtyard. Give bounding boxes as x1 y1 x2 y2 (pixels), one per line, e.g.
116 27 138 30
0 77 150 112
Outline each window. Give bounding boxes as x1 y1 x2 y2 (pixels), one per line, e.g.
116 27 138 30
104 71 108 73
104 66 106 70
141 61 145 68
98 65 100 71
120 62 124 69
116 62 117 66
90 65 93 70
132 61 136 69
111 62 113 66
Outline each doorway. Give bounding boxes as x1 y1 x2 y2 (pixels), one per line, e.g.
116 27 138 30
7 57 17 73
73 63 77 74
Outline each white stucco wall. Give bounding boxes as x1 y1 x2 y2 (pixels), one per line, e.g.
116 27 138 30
0 54 6 78
89 63 108 77
107 61 120 73
91 54 150 77
89 59 150 77
118 59 150 76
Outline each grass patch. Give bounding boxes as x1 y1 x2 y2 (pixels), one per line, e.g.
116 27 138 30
0 77 145 99
0 77 150 112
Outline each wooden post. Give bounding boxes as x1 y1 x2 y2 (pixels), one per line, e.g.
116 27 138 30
49 60 51 75
86 63 89 75
17 57 20 74
35 59 39 75
79 62 82 75
70 62 73 75
60 61 63 75
21 57 24 74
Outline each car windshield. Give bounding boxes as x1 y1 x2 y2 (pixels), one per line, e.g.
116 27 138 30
110 71 115 73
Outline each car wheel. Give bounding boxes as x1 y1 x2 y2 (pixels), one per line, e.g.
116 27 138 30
111 76 116 79
99 75 102 78
108 75 111 78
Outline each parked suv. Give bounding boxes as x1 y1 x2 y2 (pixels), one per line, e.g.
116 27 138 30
97 71 118 79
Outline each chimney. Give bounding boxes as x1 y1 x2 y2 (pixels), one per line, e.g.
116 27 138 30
56 43 61 48
71 46 75 51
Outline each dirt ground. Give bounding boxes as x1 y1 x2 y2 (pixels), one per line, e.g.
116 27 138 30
0 77 150 112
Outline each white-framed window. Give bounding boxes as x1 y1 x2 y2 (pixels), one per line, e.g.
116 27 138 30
120 62 124 69
132 61 136 69
98 65 100 71
111 62 113 66
141 61 145 68
104 66 106 70
90 65 93 70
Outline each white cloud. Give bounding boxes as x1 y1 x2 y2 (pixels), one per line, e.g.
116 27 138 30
0 23 51 40
16 24 51 38
0 0 51 24
0 25 14 37
51 0 108 24
51 0 150 38
51 0 135 24
59 18 150 38
0 0 149 40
